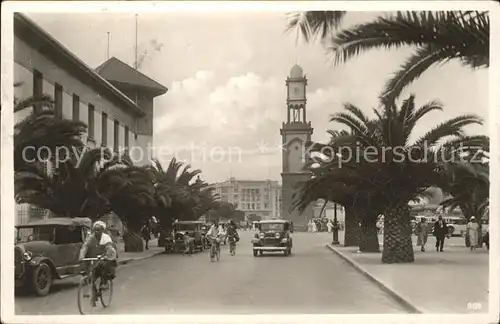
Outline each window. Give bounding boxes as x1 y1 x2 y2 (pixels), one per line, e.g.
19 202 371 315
124 125 129 149
54 83 63 118
88 104 95 140
114 120 119 152
33 70 43 112
72 95 80 121
101 112 108 146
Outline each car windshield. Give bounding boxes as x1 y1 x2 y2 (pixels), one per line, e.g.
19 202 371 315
176 224 197 231
260 223 285 231
16 226 54 243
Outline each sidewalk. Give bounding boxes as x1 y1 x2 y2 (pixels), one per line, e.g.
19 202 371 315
116 238 164 265
327 234 489 314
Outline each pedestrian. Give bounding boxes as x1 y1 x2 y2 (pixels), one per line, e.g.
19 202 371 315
307 220 312 232
141 220 151 250
433 215 448 252
466 216 480 252
312 220 318 233
327 221 333 233
416 218 429 252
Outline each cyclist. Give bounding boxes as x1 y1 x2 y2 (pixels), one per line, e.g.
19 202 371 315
226 220 239 254
206 220 222 253
78 221 117 290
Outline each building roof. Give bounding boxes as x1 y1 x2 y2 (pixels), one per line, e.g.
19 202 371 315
14 13 145 117
96 57 168 97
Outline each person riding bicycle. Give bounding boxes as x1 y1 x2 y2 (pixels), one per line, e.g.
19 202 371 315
78 221 117 289
226 220 239 254
226 220 239 243
206 220 223 250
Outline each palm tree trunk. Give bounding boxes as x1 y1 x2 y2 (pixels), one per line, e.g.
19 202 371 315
344 208 359 246
123 229 144 252
359 218 380 252
382 206 414 263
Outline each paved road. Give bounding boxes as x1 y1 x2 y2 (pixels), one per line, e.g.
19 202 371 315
16 231 407 314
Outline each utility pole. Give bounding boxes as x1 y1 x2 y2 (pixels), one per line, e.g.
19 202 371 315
106 32 110 60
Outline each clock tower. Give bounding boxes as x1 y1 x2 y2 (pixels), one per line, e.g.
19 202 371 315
280 64 314 230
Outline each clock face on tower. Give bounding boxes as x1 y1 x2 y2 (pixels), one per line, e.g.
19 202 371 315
289 83 304 100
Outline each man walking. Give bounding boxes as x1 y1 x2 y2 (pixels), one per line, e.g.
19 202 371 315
433 216 448 252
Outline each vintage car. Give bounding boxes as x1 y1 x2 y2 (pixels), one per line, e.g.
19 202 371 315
251 220 293 257
15 217 92 296
170 221 206 253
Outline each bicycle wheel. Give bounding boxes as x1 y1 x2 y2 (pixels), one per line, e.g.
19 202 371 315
77 276 95 315
210 245 215 262
97 277 113 308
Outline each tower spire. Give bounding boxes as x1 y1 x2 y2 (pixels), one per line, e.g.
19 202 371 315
134 14 138 70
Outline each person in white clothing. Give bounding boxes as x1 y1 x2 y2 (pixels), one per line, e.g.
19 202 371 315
327 221 333 233
312 220 318 233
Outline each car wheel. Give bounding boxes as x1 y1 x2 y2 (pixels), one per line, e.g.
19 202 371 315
31 263 52 296
259 250 263 256
447 226 455 236
284 249 289 256
288 247 292 255
253 250 258 257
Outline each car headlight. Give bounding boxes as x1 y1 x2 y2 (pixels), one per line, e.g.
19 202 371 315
275 233 280 238
23 251 32 261
259 233 265 239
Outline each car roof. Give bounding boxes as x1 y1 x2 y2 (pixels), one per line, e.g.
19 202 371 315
258 219 290 224
16 217 92 228
175 221 204 224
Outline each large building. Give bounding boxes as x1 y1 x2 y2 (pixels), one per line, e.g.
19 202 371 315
210 178 282 220
280 65 314 229
13 13 167 224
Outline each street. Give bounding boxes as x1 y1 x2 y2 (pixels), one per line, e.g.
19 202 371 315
16 231 407 314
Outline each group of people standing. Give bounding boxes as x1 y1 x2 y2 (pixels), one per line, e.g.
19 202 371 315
307 219 338 233
415 215 483 252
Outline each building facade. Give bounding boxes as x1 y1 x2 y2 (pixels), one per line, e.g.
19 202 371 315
280 65 314 230
211 178 282 221
13 13 167 225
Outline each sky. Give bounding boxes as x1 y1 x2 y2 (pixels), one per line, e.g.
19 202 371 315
26 11 489 184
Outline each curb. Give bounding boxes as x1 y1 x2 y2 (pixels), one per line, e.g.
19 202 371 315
325 244 425 314
117 251 163 265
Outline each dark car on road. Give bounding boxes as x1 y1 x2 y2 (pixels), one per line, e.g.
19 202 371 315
251 220 293 257
15 217 92 296
171 221 206 253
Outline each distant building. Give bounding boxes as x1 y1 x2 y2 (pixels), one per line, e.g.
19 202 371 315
13 13 167 225
210 178 282 220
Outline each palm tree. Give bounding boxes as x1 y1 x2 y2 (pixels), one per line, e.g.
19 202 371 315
101 165 157 252
15 148 130 219
147 158 203 231
287 11 489 101
13 85 87 172
312 95 482 263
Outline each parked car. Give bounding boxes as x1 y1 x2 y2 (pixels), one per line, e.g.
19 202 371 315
171 221 206 253
251 220 293 257
15 217 92 296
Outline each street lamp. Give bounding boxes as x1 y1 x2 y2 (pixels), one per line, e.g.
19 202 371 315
332 203 340 245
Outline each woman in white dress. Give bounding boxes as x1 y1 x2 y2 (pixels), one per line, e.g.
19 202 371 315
312 220 318 233
327 221 333 233
307 220 313 232
467 216 480 252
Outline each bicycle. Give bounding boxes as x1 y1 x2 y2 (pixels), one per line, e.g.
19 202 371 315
228 235 237 256
77 255 113 315
209 237 221 262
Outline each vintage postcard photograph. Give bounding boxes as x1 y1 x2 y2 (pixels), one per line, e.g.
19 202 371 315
1 1 499 324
